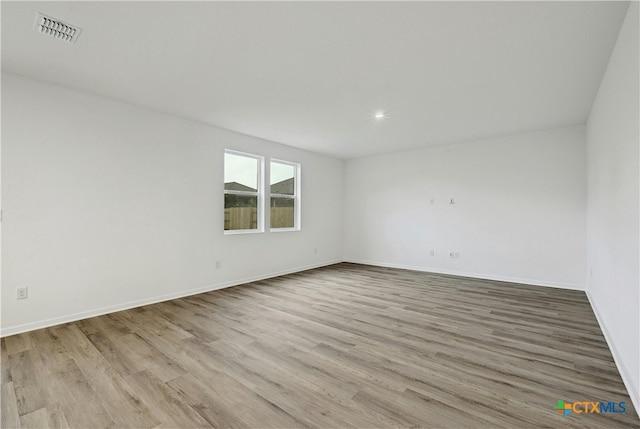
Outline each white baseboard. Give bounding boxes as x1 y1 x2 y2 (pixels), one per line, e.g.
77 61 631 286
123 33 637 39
586 291 640 420
1 258 585 337
0 259 341 337
343 259 585 290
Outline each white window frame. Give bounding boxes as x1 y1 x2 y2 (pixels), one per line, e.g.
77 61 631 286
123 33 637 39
269 158 301 232
224 149 264 234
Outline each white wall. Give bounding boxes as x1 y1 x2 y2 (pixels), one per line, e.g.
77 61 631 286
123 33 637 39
344 125 586 289
1 73 344 336
586 2 639 414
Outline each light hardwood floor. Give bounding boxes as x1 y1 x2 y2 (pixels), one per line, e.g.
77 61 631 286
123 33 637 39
2 263 639 428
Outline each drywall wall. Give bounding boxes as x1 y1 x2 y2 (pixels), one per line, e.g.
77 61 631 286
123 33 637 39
344 125 586 289
1 73 344 336
586 2 639 415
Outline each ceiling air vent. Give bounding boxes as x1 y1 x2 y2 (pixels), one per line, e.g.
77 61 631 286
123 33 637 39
34 13 81 43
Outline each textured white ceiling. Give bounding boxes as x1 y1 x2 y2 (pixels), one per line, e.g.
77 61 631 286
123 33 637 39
1 1 629 159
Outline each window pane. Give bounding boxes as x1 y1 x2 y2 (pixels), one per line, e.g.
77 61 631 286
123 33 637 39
270 197 295 228
225 153 258 191
225 194 257 230
270 162 295 195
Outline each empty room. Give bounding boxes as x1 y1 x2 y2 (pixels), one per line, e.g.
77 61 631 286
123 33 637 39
1 1 639 428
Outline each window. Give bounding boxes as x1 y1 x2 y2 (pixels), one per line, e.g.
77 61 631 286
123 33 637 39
270 159 300 230
224 150 263 232
223 151 300 233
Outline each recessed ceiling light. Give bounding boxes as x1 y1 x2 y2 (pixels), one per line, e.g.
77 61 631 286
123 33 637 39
374 111 386 120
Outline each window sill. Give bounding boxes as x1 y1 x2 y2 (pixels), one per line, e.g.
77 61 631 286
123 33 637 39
224 229 264 235
270 228 300 233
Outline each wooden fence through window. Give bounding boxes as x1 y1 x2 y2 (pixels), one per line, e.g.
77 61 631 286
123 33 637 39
224 207 294 230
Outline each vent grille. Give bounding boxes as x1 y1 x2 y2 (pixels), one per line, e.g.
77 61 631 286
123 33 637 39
35 13 81 43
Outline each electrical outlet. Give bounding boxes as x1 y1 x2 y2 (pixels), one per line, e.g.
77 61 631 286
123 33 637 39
429 249 435 257
449 252 460 259
449 197 455 205
215 261 221 269
17 287 28 300
314 247 318 254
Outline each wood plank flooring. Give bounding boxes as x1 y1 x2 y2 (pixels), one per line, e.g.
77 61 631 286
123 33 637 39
2 262 639 428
